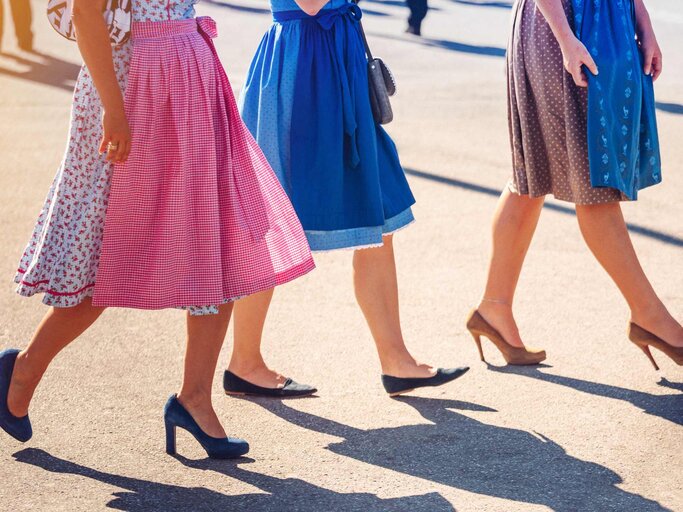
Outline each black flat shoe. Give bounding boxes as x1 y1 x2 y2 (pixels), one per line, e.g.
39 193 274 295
223 370 317 398
0 349 33 442
381 367 470 397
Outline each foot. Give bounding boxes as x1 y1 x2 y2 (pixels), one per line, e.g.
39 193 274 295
631 307 683 348
405 25 421 36
477 301 526 348
227 362 287 389
7 352 41 418
380 355 437 379
176 393 226 439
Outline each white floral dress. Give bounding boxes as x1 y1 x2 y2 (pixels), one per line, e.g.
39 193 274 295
14 0 221 314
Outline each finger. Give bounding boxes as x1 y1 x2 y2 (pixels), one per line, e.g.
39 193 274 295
652 54 663 81
114 138 127 163
583 54 599 77
643 50 654 76
118 139 131 163
99 132 111 155
572 66 587 87
106 139 120 162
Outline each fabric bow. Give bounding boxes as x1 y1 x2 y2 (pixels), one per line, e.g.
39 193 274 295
316 3 362 30
196 16 218 39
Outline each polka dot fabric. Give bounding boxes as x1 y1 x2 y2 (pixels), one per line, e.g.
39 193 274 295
506 0 625 205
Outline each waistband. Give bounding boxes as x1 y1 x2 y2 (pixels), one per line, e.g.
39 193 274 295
273 3 362 27
131 17 218 40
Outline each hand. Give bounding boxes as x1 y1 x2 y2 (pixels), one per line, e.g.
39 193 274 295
559 35 598 87
99 108 132 163
638 30 663 81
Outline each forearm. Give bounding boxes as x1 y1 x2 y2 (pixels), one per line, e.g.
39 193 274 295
533 0 575 48
72 0 124 113
633 0 654 40
294 0 330 16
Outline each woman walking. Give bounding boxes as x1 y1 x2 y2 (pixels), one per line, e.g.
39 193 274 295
0 0 314 457
223 0 469 399
467 0 683 368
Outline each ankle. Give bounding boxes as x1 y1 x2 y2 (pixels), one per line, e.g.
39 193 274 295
12 352 44 388
176 389 212 410
630 301 669 326
227 356 269 378
378 350 418 376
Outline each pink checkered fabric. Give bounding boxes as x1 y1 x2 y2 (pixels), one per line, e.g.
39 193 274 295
92 17 314 310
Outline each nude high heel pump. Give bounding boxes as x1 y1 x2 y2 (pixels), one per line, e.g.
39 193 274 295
466 309 546 365
628 323 683 371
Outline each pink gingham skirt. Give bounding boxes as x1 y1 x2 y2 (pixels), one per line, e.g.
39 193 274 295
91 17 314 310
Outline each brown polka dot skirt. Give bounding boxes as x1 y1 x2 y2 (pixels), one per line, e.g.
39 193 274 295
507 0 626 205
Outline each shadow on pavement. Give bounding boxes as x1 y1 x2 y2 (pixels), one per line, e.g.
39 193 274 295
0 50 80 92
13 448 453 511
655 102 683 115
405 168 683 247
254 397 671 511
487 365 683 426
371 32 506 57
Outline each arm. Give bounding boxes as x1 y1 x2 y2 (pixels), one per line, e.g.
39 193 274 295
72 0 131 162
293 0 330 16
634 0 663 80
534 0 598 87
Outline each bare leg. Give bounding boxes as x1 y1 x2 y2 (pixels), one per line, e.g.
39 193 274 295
8 297 106 417
477 188 545 347
227 289 286 388
177 303 234 438
353 234 435 378
575 202 683 346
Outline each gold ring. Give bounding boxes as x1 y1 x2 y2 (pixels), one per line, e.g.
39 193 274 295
108 143 119 151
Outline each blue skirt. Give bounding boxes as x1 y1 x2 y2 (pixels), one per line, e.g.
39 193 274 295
239 0 415 251
572 0 661 199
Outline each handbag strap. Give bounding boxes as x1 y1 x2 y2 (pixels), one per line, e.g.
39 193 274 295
351 0 374 61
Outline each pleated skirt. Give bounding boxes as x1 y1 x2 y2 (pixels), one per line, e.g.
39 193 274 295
16 17 314 313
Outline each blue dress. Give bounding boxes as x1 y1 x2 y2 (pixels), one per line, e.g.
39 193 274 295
239 0 415 251
572 0 661 199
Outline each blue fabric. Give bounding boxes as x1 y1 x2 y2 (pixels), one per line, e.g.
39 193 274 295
572 0 661 199
239 0 415 251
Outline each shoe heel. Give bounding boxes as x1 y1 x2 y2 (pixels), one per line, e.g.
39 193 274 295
470 332 486 362
636 342 659 371
165 420 177 455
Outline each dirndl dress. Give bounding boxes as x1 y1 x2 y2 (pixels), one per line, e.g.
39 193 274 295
239 0 416 251
14 0 314 314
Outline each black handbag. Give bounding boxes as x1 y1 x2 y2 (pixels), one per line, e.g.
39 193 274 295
354 3 397 124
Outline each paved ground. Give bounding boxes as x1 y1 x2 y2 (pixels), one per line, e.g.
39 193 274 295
1 0 682 510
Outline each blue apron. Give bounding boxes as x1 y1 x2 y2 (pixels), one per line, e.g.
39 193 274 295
272 3 415 231
572 0 661 199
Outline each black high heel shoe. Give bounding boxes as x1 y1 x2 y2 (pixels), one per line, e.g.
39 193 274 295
164 395 249 459
381 367 470 397
0 349 33 442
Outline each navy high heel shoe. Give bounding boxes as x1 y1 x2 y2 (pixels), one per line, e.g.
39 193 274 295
164 394 249 459
381 367 470 397
0 349 33 442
